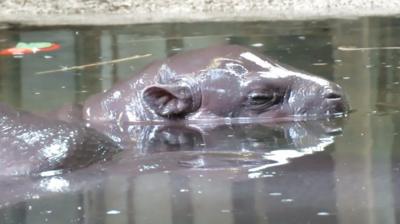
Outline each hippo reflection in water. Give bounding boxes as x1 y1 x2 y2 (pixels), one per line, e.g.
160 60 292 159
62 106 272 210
0 120 345 207
0 45 349 176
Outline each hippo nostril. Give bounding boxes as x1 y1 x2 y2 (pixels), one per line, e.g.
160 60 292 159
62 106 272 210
325 92 342 100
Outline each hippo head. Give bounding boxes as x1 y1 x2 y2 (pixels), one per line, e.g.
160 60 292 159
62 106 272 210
83 45 349 123
142 51 349 122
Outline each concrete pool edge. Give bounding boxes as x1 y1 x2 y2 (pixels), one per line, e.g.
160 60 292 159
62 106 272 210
0 9 400 26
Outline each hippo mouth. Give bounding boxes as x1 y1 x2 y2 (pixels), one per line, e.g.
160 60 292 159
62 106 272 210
322 93 350 117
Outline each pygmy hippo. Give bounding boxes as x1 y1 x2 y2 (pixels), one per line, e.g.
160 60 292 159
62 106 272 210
0 44 350 176
81 44 349 124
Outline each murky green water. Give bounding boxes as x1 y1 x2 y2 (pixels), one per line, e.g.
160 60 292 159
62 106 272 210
1 17 400 224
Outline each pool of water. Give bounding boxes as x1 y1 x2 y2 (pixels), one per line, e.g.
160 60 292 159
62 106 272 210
1 17 400 224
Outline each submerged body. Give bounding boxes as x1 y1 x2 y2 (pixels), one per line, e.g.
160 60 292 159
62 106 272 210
83 44 349 124
0 103 120 176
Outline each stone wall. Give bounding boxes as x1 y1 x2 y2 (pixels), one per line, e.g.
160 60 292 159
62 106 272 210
0 0 400 25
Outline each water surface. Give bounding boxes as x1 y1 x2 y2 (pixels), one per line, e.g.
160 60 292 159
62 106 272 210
0 17 400 224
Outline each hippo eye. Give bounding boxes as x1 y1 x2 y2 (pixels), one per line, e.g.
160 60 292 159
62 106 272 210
247 92 279 107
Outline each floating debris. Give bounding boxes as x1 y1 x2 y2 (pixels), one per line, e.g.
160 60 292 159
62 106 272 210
106 210 121 215
281 198 294 203
36 54 152 75
312 62 328 66
269 192 282 196
338 46 400 51
0 42 60 56
251 43 264 47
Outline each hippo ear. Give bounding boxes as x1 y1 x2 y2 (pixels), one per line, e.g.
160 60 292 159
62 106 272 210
142 83 200 118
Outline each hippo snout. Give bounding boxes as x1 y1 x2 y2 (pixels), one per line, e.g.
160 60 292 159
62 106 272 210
324 91 343 101
321 84 349 115
322 83 344 100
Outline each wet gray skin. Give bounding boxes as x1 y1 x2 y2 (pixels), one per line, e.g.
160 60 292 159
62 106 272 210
82 44 349 124
0 103 121 176
0 44 349 176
